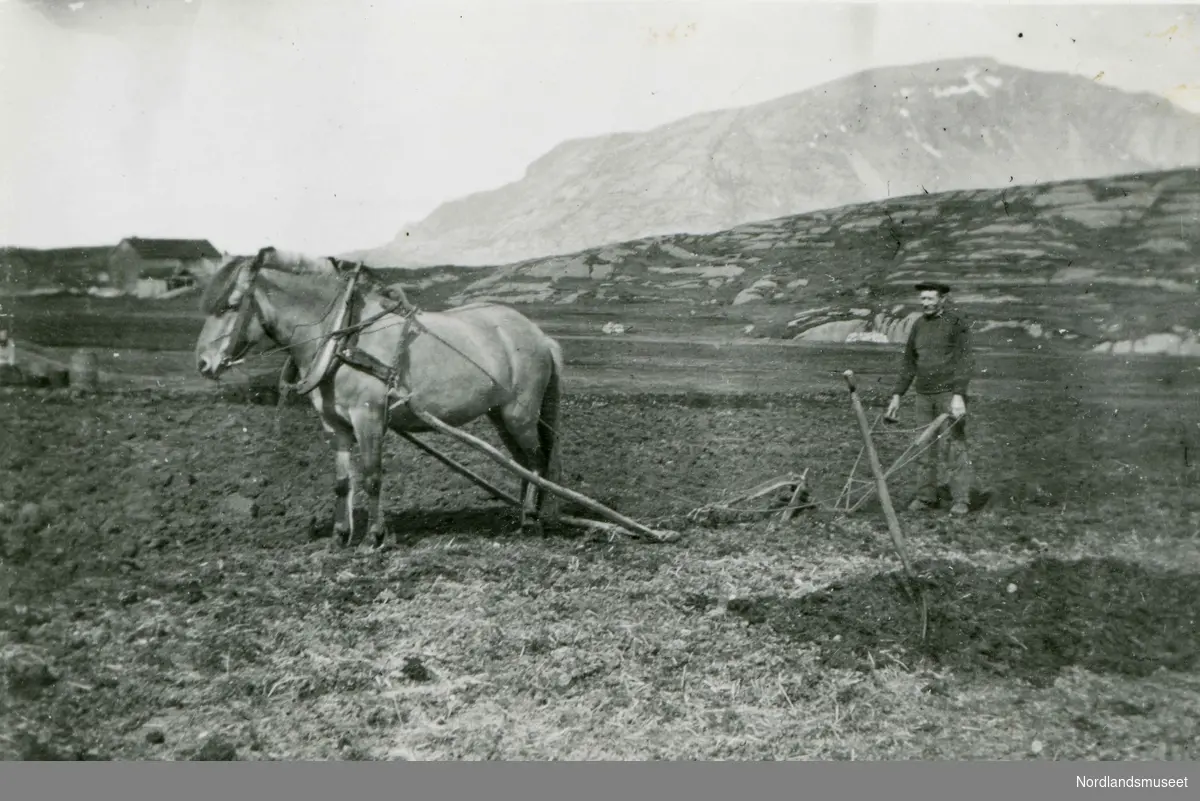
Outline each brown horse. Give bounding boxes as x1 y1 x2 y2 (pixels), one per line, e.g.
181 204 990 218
194 246 564 548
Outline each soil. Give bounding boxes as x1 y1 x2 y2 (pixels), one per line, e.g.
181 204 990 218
726 557 1200 687
2 383 1197 760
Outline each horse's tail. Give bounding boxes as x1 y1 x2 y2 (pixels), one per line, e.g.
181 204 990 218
537 336 564 524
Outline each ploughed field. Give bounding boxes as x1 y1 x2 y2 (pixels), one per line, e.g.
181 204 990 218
2 355 1199 760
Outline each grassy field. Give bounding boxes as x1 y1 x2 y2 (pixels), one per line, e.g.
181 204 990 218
6 294 778 351
9 291 1200 405
1 324 1198 760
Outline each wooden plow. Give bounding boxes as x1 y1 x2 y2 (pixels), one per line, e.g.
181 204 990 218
840 370 931 640
393 374 936 637
673 369 954 639
833 408 952 514
374 360 950 577
684 471 813 530
396 405 683 544
679 371 953 530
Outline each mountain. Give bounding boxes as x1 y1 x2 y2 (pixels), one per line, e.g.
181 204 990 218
358 57 1200 269
380 166 1200 354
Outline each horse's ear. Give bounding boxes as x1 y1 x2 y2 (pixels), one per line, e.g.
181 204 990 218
226 256 257 304
251 246 278 272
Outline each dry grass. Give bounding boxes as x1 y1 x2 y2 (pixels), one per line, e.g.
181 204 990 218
4 524 1197 761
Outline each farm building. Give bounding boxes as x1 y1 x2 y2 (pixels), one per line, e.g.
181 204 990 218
108 237 223 298
0 238 223 297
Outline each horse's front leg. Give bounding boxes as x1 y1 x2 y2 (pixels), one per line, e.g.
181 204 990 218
314 389 357 549
351 403 389 549
331 432 356 548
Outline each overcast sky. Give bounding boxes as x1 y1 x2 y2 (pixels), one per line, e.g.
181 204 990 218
1 0 1197 255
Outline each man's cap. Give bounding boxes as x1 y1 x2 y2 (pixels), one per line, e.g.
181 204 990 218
914 280 951 293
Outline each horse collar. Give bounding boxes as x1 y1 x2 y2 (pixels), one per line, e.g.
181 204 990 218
278 266 364 396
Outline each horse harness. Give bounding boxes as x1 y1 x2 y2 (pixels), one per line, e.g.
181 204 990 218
227 256 423 406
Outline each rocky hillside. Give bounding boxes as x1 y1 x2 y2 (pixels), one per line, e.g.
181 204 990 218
380 166 1200 354
360 57 1200 268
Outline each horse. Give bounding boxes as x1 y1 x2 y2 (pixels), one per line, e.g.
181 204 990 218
193 245 564 549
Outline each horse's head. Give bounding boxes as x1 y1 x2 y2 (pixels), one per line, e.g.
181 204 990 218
195 247 275 379
196 246 350 380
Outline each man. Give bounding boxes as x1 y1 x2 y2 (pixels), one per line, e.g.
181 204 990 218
886 281 975 516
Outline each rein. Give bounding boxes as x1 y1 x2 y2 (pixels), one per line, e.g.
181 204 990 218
219 252 505 416
227 257 422 400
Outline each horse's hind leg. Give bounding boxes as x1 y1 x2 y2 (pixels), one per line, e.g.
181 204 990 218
487 409 544 536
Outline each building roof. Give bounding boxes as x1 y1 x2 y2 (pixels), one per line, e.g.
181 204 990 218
120 237 221 261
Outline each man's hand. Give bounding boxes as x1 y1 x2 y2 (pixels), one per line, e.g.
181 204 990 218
950 394 966 419
886 394 901 421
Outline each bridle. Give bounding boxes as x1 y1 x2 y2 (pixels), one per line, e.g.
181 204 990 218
208 257 268 374
207 250 418 397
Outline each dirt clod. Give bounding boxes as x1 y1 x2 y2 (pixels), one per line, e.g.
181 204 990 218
191 734 238 761
220 494 258 520
17 502 43 528
5 657 59 698
401 656 431 682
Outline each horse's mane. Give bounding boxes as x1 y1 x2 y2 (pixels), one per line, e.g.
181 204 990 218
199 248 413 316
198 255 250 315
268 251 412 307
199 249 344 314
269 249 341 277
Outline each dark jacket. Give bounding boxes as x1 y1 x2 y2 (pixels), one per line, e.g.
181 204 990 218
891 309 974 396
